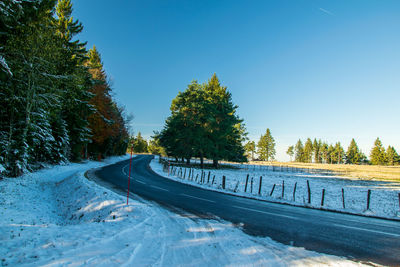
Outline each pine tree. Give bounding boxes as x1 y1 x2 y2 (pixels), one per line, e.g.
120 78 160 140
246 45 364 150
303 138 313 163
313 138 322 163
131 132 148 153
332 142 344 164
203 74 247 167
386 146 399 166
257 129 276 161
286 146 294 161
0 0 128 176
158 74 247 168
148 137 165 156
370 138 387 165
327 144 335 164
320 142 329 163
244 141 256 161
54 0 91 160
346 138 363 164
294 139 304 162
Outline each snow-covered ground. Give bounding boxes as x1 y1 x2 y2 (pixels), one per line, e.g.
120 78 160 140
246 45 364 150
151 157 400 220
0 156 369 266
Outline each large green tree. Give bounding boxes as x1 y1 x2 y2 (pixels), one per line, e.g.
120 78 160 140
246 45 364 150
303 138 313 163
346 138 365 164
386 146 400 166
130 132 148 153
370 138 387 165
158 74 247 168
286 146 294 161
244 141 256 161
294 139 304 162
257 129 276 161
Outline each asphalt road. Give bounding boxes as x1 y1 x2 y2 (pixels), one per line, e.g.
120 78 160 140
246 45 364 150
95 155 400 266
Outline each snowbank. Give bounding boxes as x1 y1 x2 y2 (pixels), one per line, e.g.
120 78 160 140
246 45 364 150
0 156 367 266
151 156 400 220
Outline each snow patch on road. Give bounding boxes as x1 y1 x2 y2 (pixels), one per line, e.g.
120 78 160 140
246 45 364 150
1 156 367 266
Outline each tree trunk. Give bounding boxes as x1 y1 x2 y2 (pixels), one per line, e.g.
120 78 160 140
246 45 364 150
213 159 218 168
186 158 190 165
200 155 204 169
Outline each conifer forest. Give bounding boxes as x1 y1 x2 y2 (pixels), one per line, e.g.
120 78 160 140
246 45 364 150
0 0 129 176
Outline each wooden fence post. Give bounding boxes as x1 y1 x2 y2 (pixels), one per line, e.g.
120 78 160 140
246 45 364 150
293 182 297 201
307 180 311 204
245 174 249 192
212 175 215 185
342 188 345 209
367 189 371 210
321 189 325 206
282 180 285 199
234 181 239 192
398 193 400 211
258 176 263 195
222 176 226 189
184 168 186 179
250 177 253 193
207 171 211 184
270 184 276 196
398 192 400 211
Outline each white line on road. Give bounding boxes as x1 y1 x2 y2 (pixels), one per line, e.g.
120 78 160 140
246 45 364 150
150 185 169 192
332 223 400 238
233 205 298 220
180 193 216 203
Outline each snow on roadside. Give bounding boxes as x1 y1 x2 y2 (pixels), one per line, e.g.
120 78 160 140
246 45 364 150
150 156 400 220
1 156 367 266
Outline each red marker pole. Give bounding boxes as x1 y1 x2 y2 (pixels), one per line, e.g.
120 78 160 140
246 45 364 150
127 145 133 205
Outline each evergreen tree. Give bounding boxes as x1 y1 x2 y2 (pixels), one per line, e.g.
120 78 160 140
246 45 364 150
148 137 165 156
386 146 399 166
244 141 256 161
346 138 363 164
313 138 322 163
131 132 148 153
286 146 294 161
303 138 313 163
0 0 129 176
158 74 247 168
319 142 328 163
332 142 344 164
370 138 387 165
54 0 92 160
294 139 304 162
327 144 335 164
203 74 247 167
257 129 276 161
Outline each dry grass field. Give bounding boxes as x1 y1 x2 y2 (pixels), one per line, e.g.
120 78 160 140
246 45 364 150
249 161 400 182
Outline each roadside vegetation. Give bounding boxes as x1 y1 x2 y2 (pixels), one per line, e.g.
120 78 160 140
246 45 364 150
0 0 130 177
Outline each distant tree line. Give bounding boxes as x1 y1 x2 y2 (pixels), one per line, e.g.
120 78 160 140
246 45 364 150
0 0 129 176
243 128 276 162
286 137 399 166
155 74 247 168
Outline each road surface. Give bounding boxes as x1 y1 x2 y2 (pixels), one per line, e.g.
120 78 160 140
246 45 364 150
94 155 400 266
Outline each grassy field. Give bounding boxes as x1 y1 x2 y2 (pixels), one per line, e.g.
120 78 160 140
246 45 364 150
247 161 400 182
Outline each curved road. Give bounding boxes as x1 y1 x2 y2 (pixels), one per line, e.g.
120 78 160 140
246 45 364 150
95 155 400 266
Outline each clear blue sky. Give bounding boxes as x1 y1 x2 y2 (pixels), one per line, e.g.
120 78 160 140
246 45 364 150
72 0 400 161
